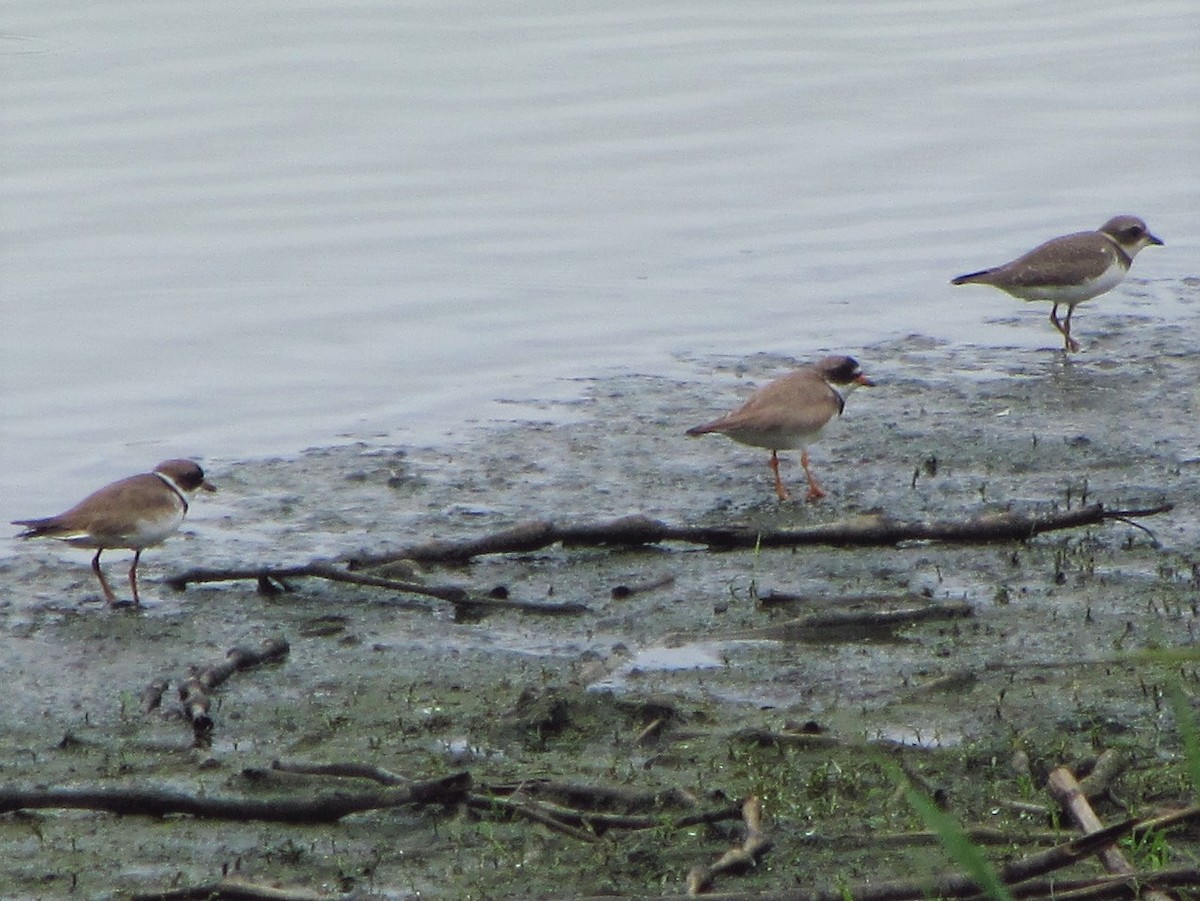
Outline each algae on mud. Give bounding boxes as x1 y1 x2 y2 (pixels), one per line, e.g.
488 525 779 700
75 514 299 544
1 297 1198 898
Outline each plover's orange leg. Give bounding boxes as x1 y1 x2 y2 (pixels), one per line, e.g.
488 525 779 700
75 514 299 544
769 451 792 501
128 549 143 607
1050 304 1081 353
801 449 826 503
91 550 118 606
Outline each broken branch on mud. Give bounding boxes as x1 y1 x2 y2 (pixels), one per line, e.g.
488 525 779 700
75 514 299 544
343 502 1173 566
685 796 772 895
130 875 331 901
1048 759 1174 901
273 759 742 839
730 601 972 643
145 637 290 748
166 561 589 616
164 504 1171 606
0 772 471 823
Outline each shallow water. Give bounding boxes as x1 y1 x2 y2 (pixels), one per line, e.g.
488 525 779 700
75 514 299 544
2 0 1197 533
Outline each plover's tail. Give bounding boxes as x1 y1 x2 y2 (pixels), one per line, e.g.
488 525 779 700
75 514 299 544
12 517 68 539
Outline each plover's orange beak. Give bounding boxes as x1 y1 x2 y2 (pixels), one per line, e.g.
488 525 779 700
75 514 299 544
855 374 876 387
201 480 217 493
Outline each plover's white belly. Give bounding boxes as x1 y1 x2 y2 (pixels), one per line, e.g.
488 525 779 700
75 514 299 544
125 511 186 548
57 509 185 550
724 424 824 451
1010 264 1127 304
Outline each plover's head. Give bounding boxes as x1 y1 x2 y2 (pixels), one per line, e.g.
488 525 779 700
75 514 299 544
154 459 216 494
1099 215 1163 256
814 355 875 392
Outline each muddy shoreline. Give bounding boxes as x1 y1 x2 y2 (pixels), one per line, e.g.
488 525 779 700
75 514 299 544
2 294 1199 899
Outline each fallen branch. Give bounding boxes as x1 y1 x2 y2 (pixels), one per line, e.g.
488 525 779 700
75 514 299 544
166 562 588 616
160 637 290 748
784 826 1066 848
130 875 336 901
0 772 471 823
163 504 1170 609
475 792 741 839
731 601 972 643
271 758 407 786
1048 762 1173 901
1076 748 1126 799
686 796 772 895
486 778 699 813
569 866 1200 901
271 760 739 839
343 503 1172 568
611 574 676 599
466 793 604 843
734 726 842 750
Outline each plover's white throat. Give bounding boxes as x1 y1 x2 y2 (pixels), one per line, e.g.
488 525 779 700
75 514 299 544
951 215 1163 352
13 459 216 607
686 355 874 502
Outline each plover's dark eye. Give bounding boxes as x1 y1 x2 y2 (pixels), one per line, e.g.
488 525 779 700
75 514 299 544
1125 226 1143 239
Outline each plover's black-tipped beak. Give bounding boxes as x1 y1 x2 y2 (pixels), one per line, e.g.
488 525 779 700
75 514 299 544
201 479 217 493
1147 232 1164 246
855 373 876 388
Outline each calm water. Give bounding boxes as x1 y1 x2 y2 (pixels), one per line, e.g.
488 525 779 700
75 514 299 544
2 0 1198 532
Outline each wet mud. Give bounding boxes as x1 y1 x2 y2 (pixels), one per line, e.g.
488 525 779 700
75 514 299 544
2 290 1199 898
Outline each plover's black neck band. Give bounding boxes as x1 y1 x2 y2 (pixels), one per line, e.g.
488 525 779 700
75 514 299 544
1101 233 1134 269
153 471 190 514
830 385 847 417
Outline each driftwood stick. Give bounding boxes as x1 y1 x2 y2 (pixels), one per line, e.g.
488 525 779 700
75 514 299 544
0 772 471 823
722 819 1141 901
1047 765 1173 901
271 758 407 786
611 574 676 600
1135 803 1200 833
481 794 741 836
175 637 290 747
269 767 703 816
262 764 736 836
864 826 1064 847
178 675 213 739
1013 868 1200 901
130 875 335 901
343 504 1172 568
165 505 1170 598
487 779 700 813
469 777 742 839
166 562 588 615
466 793 602 843
731 602 972 643
999 817 1139 883
569 867 1200 901
685 796 772 895
1076 749 1126 799
201 638 291 691
1047 767 1134 876
166 562 474 602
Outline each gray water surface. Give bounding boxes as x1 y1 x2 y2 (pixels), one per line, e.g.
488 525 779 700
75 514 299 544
2 0 1197 531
